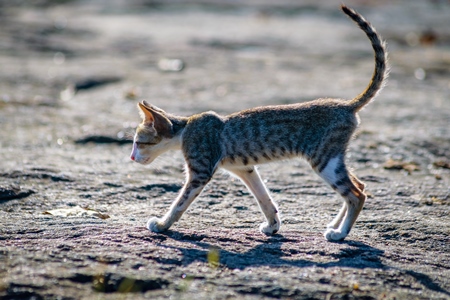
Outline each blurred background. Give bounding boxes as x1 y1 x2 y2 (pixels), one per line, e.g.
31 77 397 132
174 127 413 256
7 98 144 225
0 0 449 167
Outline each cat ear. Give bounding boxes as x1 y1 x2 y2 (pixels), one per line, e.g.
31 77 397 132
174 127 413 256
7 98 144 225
138 101 155 123
137 101 173 136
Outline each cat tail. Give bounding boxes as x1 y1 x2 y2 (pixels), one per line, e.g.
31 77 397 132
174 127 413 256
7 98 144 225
341 5 388 112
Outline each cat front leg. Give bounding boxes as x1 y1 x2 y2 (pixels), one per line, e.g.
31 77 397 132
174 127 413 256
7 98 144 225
147 172 210 233
227 167 281 235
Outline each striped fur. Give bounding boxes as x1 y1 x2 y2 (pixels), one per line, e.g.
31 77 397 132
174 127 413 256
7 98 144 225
341 5 388 112
131 5 388 241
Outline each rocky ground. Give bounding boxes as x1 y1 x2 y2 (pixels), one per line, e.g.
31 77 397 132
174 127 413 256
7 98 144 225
0 0 449 299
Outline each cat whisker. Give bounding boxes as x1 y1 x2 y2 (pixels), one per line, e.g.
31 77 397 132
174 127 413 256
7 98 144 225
123 131 135 140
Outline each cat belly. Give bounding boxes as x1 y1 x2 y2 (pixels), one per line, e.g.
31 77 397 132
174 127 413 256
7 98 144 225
220 156 259 168
220 151 298 168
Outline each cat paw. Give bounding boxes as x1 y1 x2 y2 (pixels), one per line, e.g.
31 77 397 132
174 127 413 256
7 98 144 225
324 228 347 242
147 217 167 233
259 221 280 235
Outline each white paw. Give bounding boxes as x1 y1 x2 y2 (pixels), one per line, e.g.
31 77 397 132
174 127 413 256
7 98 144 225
147 217 167 233
259 221 280 235
324 228 347 242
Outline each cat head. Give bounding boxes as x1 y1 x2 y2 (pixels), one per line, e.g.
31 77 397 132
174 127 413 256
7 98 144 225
130 101 178 165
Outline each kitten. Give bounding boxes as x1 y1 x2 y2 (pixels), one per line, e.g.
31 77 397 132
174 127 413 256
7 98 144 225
130 5 388 241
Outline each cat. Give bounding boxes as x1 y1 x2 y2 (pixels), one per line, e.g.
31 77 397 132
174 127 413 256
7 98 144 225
130 5 388 241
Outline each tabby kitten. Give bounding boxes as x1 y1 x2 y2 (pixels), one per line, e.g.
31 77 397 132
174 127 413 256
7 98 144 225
130 5 388 241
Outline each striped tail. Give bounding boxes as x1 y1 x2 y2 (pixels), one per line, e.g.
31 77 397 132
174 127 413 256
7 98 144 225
341 5 388 112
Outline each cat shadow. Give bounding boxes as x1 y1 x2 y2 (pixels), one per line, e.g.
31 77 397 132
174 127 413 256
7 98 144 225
157 231 383 270
151 230 449 297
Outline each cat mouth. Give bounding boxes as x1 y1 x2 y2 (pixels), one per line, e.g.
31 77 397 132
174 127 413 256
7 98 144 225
141 157 154 165
132 157 153 165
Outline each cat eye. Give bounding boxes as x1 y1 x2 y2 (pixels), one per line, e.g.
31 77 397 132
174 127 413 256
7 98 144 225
136 141 156 146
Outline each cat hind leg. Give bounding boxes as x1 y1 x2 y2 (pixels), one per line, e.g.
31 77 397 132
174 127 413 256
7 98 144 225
350 172 366 192
325 173 364 230
326 203 347 230
316 156 366 241
324 185 365 242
